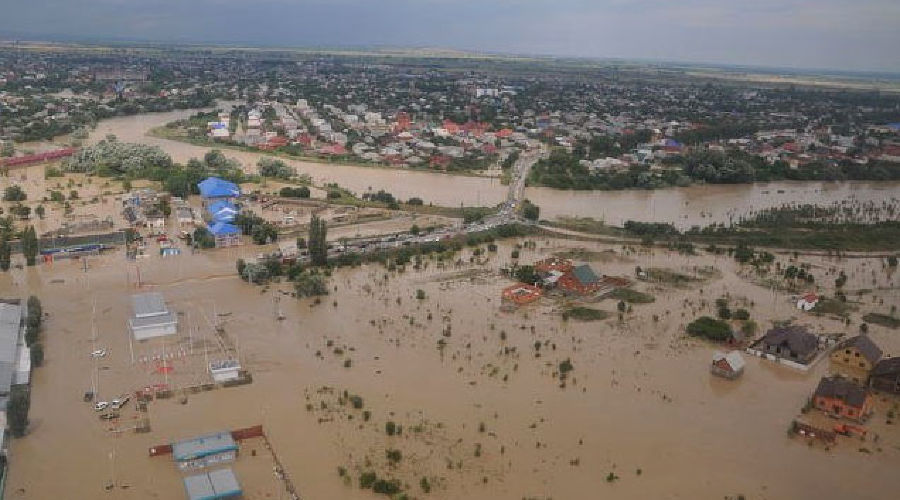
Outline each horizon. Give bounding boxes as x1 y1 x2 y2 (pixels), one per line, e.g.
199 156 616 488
1 0 898 74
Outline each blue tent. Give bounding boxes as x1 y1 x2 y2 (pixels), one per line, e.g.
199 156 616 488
198 177 241 199
208 222 240 236
207 200 238 222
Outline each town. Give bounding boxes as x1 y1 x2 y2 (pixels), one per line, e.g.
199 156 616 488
0 40 899 500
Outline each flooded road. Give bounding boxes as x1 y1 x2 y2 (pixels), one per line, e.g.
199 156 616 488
89 109 900 228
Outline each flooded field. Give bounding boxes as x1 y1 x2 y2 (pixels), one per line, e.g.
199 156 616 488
4 234 900 499
86 109 900 228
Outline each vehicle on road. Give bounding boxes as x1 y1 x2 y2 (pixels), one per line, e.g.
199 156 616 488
111 395 131 410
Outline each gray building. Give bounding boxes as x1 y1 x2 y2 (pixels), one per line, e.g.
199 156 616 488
129 293 178 340
0 301 30 408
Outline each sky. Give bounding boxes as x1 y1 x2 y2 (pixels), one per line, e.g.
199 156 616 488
2 0 898 73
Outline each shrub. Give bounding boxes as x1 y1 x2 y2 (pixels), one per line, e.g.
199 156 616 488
686 316 732 341
385 421 397 436
386 449 402 463
359 472 377 489
733 308 750 320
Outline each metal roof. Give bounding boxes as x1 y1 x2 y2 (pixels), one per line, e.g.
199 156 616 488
198 177 241 199
172 432 237 462
129 311 178 329
571 264 600 285
132 293 169 318
184 468 242 500
0 303 23 396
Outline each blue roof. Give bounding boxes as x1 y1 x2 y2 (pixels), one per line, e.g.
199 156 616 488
571 264 600 285
172 431 237 462
208 222 240 236
207 200 237 215
887 123 900 131
184 468 242 500
198 177 241 199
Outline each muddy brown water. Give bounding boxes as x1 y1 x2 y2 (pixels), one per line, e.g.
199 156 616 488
86 109 900 229
4 235 899 499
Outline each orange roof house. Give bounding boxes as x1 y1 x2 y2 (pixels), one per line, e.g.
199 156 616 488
501 283 542 305
534 257 573 275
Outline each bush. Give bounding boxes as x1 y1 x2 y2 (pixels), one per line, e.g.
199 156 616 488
3 185 27 202
372 479 401 495
385 421 397 436
386 449 402 463
30 343 44 367
565 307 610 321
733 308 750 320
686 316 733 341
349 395 364 409
609 288 654 304
359 472 377 489
416 289 426 300
7 386 30 437
280 186 310 198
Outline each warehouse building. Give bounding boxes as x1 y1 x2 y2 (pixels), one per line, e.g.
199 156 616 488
172 431 238 470
0 301 30 407
183 468 242 500
129 293 178 340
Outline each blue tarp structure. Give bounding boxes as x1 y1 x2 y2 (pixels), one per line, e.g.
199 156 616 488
208 222 240 236
207 200 238 222
198 177 241 199
172 431 237 462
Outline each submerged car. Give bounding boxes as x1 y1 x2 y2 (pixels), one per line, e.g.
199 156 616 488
93 401 109 411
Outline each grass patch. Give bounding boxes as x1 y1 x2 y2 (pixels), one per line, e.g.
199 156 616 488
644 267 699 286
862 313 900 329
608 287 655 304
811 298 855 317
564 307 610 321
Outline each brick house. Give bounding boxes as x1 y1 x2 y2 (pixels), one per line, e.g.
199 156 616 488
830 335 882 384
813 376 873 422
869 357 900 396
557 264 602 295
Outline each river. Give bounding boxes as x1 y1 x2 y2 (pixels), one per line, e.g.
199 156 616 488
88 109 900 229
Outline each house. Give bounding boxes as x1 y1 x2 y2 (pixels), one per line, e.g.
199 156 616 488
812 375 873 422
869 357 900 396
758 325 820 364
208 222 241 248
207 200 238 223
197 177 241 203
711 351 745 379
830 335 882 383
796 293 819 311
557 264 603 295
501 283 542 306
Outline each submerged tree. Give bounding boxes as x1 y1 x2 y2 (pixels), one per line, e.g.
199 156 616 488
21 226 38 266
308 215 328 266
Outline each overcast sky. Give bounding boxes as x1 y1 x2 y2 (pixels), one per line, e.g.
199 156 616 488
2 0 898 72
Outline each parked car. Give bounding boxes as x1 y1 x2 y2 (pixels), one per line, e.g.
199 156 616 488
91 349 107 358
111 395 131 410
99 412 119 420
93 401 109 411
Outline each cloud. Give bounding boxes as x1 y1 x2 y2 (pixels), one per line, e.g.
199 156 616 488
0 0 897 72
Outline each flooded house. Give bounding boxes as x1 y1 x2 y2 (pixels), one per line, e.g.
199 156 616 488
830 335 882 384
869 357 900 396
501 283 542 306
812 375 873 422
557 264 603 295
711 351 745 379
129 292 178 340
758 325 820 365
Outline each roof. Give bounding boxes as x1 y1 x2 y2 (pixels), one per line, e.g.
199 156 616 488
800 293 819 303
184 468 242 500
207 200 236 216
871 357 900 378
172 431 237 461
0 303 22 395
712 350 745 371
198 177 241 199
835 335 883 364
762 326 818 356
814 376 868 408
132 293 169 318
571 264 600 286
129 311 177 330
208 222 240 236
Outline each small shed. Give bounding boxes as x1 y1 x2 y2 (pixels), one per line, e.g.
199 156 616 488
129 293 177 340
796 293 819 311
711 350 745 379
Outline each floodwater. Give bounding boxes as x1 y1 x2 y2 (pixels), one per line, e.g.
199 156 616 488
4 234 900 499
87 109 900 228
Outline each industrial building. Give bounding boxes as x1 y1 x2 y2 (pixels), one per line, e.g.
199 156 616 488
129 293 178 340
172 431 239 470
0 301 31 407
209 359 241 383
183 468 242 500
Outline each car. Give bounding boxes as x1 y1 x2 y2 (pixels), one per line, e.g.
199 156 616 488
99 412 120 420
111 395 131 410
94 401 109 411
91 349 107 358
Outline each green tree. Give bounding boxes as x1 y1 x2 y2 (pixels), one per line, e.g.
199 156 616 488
308 215 328 266
294 272 329 297
521 199 540 221
7 386 30 437
0 235 10 271
3 185 27 202
30 343 44 367
35 205 45 219
0 140 14 158
21 226 38 266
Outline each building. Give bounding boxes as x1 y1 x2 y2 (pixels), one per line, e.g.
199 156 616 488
0 301 30 407
557 264 603 295
198 177 241 203
830 335 882 383
501 283 542 306
758 326 820 365
209 359 241 383
207 200 238 223
869 357 900 396
173 431 239 470
208 222 241 248
796 293 819 311
813 375 873 422
711 351 745 379
129 293 178 340
184 468 242 500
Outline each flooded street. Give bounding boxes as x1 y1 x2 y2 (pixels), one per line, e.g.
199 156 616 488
4 235 900 499
88 110 900 228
